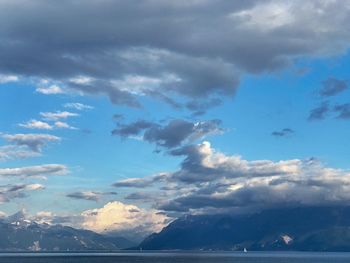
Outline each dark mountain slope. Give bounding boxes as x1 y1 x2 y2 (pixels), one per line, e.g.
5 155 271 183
139 206 350 251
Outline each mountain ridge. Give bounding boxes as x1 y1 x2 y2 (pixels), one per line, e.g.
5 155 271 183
0 215 135 251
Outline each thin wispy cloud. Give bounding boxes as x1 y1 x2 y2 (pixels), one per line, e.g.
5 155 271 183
0 164 69 178
64 103 94 111
66 191 117 202
40 111 79 121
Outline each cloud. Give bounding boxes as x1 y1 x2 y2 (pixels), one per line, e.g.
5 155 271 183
0 164 69 178
1 209 79 226
1 1 350 108
54 121 77 130
36 84 64 95
320 78 348 97
29 211 82 226
112 119 223 149
30 211 55 224
66 191 117 202
144 120 223 148
113 114 124 122
124 192 156 201
19 119 53 130
124 191 168 205
112 141 350 214
112 175 164 188
40 111 79 121
308 102 350 121
2 133 60 152
19 119 76 130
0 145 40 161
168 141 301 183
0 183 44 203
112 120 154 137
271 128 294 137
0 74 19 84
63 102 94 111
186 98 223 116
308 101 329 121
81 201 170 240
334 103 350 119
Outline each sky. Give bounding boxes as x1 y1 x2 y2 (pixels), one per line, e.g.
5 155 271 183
1 0 350 240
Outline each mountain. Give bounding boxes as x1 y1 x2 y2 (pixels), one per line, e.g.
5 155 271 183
0 215 134 251
139 206 350 251
102 235 137 249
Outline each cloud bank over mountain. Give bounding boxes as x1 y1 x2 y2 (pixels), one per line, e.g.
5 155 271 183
113 141 350 215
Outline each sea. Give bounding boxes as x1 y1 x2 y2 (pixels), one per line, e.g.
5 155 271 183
0 252 349 263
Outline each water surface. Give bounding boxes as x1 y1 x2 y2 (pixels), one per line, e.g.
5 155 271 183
0 252 349 263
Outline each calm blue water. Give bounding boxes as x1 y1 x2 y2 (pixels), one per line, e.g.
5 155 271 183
0 252 349 263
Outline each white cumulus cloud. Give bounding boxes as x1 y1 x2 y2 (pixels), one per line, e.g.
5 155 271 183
81 201 170 240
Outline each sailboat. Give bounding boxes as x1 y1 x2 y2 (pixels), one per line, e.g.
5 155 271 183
243 247 248 253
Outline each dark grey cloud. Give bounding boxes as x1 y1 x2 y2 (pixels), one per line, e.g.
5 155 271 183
308 101 329 121
320 78 348 97
159 179 343 213
112 119 223 149
112 120 154 137
334 103 350 119
271 128 294 137
144 120 195 148
1 1 350 109
144 119 223 148
66 191 117 202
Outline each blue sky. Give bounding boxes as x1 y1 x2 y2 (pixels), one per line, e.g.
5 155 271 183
1 0 350 238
